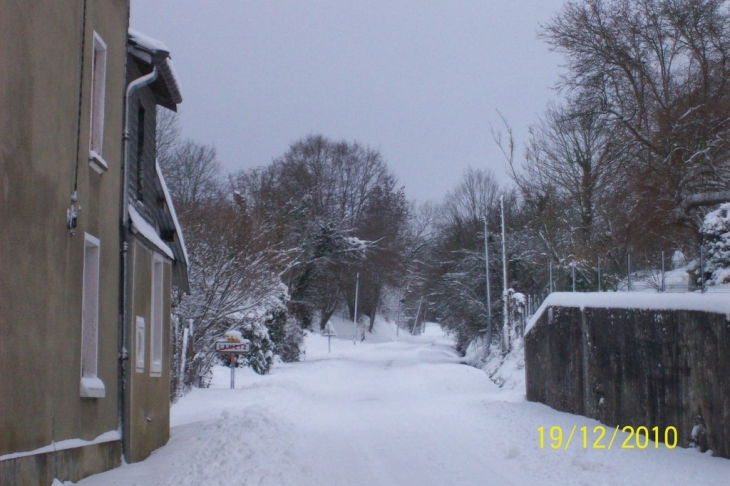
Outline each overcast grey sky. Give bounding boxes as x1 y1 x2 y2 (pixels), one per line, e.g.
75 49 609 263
130 1 566 202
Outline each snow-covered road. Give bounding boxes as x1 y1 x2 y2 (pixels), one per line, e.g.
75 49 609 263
74 323 730 486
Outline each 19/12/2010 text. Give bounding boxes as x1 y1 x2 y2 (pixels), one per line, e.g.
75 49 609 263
537 425 678 450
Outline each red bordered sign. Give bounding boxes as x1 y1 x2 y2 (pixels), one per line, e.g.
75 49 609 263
215 340 251 354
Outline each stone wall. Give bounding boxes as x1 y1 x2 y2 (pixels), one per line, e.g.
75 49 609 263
525 304 730 458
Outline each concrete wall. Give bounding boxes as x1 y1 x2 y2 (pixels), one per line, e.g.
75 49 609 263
525 304 730 458
0 441 121 485
0 1 129 483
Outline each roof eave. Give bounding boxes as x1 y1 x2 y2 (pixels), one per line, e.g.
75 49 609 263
127 34 183 109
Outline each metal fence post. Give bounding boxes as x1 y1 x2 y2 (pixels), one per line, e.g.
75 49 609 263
571 262 575 292
627 253 632 291
700 244 705 293
661 251 665 292
549 261 553 293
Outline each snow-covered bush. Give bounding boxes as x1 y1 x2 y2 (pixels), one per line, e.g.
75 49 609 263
211 305 304 378
226 292 298 375
266 309 304 363
699 203 730 286
234 317 274 375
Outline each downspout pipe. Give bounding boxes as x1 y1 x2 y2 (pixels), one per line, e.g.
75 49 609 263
119 66 158 460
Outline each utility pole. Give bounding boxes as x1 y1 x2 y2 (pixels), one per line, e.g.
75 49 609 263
412 296 424 334
484 215 492 353
501 195 509 353
353 272 359 344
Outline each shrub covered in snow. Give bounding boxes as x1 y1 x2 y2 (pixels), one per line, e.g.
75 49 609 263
700 203 730 286
223 293 301 375
266 309 304 363
234 318 274 375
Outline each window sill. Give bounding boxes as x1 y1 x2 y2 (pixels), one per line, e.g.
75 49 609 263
80 376 106 398
150 363 162 378
89 150 108 174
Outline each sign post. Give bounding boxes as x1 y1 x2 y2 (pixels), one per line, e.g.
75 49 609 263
322 322 337 353
215 340 250 389
230 354 235 389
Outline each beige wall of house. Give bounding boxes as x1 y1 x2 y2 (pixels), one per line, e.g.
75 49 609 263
125 240 173 463
0 0 129 477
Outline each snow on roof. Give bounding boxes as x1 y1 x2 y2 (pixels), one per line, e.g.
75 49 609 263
525 291 730 335
128 28 169 54
156 161 189 265
164 57 183 102
127 28 183 106
128 205 174 260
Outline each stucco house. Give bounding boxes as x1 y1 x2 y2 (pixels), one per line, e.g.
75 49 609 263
0 4 188 484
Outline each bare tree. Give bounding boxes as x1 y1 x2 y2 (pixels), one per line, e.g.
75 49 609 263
156 107 180 168
507 101 634 283
542 0 730 246
178 196 290 385
159 140 221 208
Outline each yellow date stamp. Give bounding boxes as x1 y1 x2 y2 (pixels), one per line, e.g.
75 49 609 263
537 425 678 450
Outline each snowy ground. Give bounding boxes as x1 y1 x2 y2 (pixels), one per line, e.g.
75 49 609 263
69 320 730 486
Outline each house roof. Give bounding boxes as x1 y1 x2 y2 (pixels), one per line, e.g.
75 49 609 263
127 28 183 111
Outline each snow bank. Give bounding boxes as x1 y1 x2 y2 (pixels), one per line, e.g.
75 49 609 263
463 337 526 394
526 291 730 335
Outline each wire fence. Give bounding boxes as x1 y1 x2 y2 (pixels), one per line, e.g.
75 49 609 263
538 247 730 295
518 246 730 318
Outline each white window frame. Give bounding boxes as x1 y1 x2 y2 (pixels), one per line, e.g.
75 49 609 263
80 233 105 398
150 255 164 376
135 316 146 373
89 31 108 174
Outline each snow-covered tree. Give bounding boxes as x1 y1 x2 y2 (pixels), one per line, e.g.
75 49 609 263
233 135 408 333
700 203 730 286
